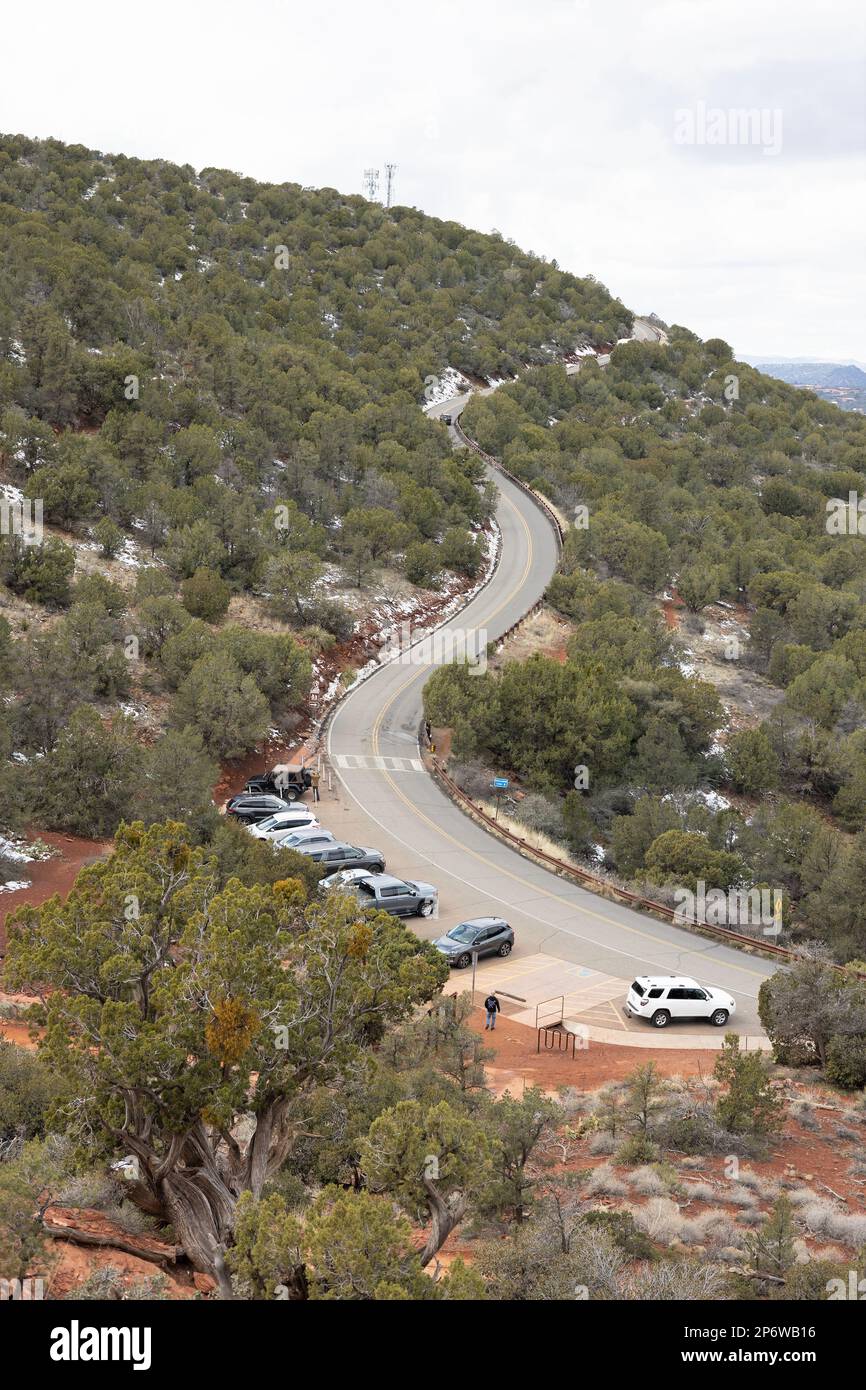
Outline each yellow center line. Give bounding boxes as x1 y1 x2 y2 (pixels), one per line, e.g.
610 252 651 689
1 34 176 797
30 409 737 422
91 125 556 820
338 486 769 987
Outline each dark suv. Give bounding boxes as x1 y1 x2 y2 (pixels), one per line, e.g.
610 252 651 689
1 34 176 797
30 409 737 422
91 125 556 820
294 842 385 873
352 873 438 918
226 794 290 825
433 917 513 968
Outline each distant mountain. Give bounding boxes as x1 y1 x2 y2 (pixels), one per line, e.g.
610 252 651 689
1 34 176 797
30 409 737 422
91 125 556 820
752 362 866 388
739 359 866 412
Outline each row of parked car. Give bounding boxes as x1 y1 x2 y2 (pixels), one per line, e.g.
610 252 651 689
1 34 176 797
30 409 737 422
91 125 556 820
226 790 437 915
225 787 516 965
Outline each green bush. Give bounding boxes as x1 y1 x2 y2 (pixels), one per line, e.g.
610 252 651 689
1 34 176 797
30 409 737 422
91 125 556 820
0 1040 68 1142
404 541 441 587
584 1208 658 1260
181 566 231 622
825 1034 866 1091
93 516 124 558
616 1134 659 1165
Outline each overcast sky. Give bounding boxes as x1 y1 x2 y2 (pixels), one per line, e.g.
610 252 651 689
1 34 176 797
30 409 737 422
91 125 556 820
4 0 864 360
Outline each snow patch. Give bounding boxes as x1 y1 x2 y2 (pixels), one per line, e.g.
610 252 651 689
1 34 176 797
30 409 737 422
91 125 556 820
0 832 51 864
422 367 471 410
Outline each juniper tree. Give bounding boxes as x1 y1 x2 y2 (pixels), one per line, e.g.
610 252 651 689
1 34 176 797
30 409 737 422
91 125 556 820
5 822 447 1296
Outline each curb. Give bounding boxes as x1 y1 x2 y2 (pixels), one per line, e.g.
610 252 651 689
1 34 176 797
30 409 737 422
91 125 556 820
564 1022 772 1052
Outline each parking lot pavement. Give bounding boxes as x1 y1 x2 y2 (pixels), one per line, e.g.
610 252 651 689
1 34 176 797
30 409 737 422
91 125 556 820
297 772 469 934
290 779 770 1050
437 952 743 1042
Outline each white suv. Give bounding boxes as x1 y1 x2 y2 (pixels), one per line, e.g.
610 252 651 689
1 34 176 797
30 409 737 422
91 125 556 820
625 976 736 1029
247 808 319 839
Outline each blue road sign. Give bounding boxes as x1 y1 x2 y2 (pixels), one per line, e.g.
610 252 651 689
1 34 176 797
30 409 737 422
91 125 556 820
492 777 509 789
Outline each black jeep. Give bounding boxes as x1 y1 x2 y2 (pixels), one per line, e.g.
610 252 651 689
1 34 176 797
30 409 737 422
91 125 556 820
245 762 313 802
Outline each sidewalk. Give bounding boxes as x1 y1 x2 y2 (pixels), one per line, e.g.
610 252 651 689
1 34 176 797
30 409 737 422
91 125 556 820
444 953 771 1052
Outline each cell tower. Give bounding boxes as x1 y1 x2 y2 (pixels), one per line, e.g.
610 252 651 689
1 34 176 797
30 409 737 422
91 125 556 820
362 168 379 201
384 162 397 208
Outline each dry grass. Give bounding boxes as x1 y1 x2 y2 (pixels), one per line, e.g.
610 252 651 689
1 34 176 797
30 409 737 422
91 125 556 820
587 1133 616 1156
735 1208 765 1226
629 1165 670 1196
716 1245 750 1264
788 1186 820 1206
585 1164 629 1197
725 1185 759 1209
492 604 573 666
683 1181 715 1202
679 1211 739 1248
225 591 297 638
476 801 575 862
630 1197 684 1244
795 1200 866 1248
736 1168 781 1202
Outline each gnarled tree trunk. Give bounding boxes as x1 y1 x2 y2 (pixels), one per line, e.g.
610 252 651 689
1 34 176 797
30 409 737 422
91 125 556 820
418 1178 467 1268
122 1101 301 1298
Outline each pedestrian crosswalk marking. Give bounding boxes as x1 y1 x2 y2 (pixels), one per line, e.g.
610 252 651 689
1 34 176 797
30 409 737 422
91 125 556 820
332 753 425 773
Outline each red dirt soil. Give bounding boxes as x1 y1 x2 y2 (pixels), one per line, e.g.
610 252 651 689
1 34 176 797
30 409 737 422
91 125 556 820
44 1241 206 1300
661 588 685 629
465 1009 721 1094
0 830 110 956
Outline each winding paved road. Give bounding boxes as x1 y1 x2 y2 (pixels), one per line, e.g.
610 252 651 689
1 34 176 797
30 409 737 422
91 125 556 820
326 393 775 1041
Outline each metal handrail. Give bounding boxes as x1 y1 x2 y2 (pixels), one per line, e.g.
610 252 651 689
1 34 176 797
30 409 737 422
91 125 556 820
535 994 565 1028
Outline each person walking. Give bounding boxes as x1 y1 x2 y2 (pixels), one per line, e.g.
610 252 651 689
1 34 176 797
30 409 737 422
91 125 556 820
310 768 320 802
424 719 432 746
484 994 500 1030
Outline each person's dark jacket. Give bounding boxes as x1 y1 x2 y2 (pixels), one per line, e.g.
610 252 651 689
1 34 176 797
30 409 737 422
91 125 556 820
484 995 500 1013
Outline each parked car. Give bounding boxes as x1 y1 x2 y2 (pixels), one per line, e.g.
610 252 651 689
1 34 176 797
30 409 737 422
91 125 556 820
247 808 319 839
271 828 336 853
624 976 736 1029
226 794 292 825
319 866 378 892
433 917 513 968
292 842 385 872
245 762 312 802
351 873 438 918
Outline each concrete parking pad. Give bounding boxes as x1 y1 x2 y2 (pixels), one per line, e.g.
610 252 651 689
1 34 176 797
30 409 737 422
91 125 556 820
442 953 627 1029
